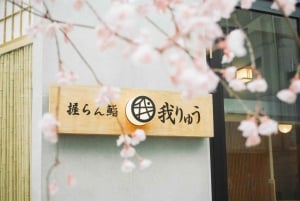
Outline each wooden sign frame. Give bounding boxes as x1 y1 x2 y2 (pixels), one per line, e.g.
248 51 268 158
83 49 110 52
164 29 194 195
49 85 214 137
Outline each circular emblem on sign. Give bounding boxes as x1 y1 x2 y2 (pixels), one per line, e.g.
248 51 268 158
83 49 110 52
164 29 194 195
126 96 156 126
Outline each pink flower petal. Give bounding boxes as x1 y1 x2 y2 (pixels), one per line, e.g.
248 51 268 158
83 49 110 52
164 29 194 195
245 134 261 147
49 181 59 195
229 79 246 91
277 89 297 104
120 146 136 158
140 159 152 170
258 117 278 136
247 78 268 93
238 118 258 137
121 160 136 173
289 79 300 93
240 0 256 9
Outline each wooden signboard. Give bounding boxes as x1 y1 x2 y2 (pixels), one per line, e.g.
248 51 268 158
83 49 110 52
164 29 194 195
49 85 214 137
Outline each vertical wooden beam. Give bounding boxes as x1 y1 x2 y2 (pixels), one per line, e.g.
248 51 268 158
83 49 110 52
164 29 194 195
3 0 8 43
11 0 15 40
20 1 23 36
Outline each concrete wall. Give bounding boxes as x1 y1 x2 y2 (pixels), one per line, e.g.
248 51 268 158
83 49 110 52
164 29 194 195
31 1 213 201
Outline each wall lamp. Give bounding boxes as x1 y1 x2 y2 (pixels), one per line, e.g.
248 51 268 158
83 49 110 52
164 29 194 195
278 123 293 134
236 67 253 83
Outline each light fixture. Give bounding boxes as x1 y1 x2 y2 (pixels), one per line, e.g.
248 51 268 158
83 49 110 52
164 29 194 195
236 67 253 82
278 123 293 134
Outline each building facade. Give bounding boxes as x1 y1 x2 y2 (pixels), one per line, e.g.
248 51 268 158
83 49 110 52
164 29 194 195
0 1 300 201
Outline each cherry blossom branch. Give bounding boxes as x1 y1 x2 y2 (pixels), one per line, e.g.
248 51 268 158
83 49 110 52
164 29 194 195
85 0 137 45
54 35 63 69
168 6 180 34
144 16 195 60
8 0 94 29
46 139 60 201
40 3 63 201
60 29 103 86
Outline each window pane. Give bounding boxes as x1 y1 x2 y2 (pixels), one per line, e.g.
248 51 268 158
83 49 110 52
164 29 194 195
0 1 5 19
0 22 3 43
222 9 300 201
6 1 13 16
13 13 21 39
5 17 12 42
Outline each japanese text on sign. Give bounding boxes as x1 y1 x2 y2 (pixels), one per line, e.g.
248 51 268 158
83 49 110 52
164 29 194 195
67 102 118 117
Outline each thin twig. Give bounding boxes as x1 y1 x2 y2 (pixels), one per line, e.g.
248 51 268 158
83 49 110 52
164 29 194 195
8 0 94 29
168 6 180 34
85 0 136 44
60 29 103 86
145 15 195 60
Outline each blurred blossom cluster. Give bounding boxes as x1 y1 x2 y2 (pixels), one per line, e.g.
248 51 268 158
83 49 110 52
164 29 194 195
117 129 152 173
31 0 298 186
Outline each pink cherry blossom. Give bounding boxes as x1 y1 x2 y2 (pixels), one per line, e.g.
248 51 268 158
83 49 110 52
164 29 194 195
218 0 239 19
193 57 209 71
26 20 46 38
56 69 78 86
121 159 136 173
238 118 258 137
49 181 58 195
69 71 79 83
131 45 158 64
222 66 237 82
276 89 297 104
133 28 153 44
116 135 132 146
271 0 296 16
174 4 198 24
201 0 238 21
140 159 152 170
136 4 152 16
153 0 182 12
57 70 69 86
247 77 268 93
258 116 278 136
131 129 146 146
45 23 57 38
289 78 300 93
226 29 247 58
106 2 137 31
240 0 256 9
40 113 59 143
183 17 223 49
229 79 246 91
60 23 73 34
179 67 219 99
67 174 77 187
120 145 136 158
95 86 120 106
153 0 170 12
73 0 85 10
245 134 261 147
95 26 115 51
